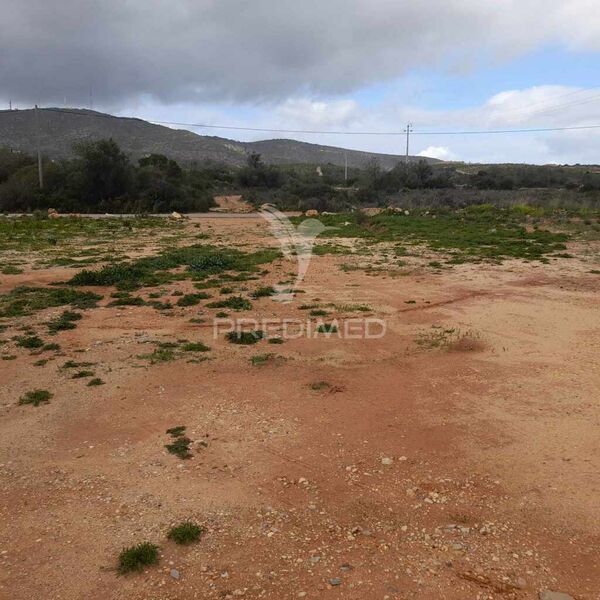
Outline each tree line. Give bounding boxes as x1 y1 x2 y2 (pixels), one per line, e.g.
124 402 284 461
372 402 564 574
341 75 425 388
1 139 598 213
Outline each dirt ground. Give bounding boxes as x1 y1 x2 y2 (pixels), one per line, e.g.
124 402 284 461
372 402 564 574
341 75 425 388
0 216 599 600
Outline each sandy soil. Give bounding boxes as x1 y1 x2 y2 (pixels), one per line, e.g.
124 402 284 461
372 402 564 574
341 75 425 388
0 216 599 600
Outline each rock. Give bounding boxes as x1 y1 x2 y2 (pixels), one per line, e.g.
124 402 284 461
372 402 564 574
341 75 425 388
381 457 393 465
539 592 574 600
340 563 353 572
305 209 319 217
170 569 180 580
170 211 184 220
329 578 342 586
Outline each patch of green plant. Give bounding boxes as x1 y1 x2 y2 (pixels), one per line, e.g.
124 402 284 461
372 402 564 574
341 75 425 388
268 337 284 344
415 327 457 349
251 286 275 299
310 381 331 391
138 347 177 363
0 216 172 253
167 522 204 545
250 353 274 366
62 360 95 369
176 293 210 307
316 323 338 334
2 354 16 360
313 206 571 262
219 286 234 294
336 304 372 312
226 330 264 345
87 377 104 386
15 335 44 349
165 436 192 459
19 389 52 406
67 244 279 290
33 358 48 366
207 295 252 310
215 311 229 318
107 295 146 307
43 342 61 351
117 542 159 574
0 286 101 318
148 300 173 310
72 370 95 379
181 342 210 352
1 265 23 275
309 309 328 317
47 310 82 333
166 425 186 437
312 244 348 255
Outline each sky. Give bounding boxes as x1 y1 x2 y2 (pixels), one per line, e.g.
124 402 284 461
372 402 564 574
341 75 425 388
1 0 599 164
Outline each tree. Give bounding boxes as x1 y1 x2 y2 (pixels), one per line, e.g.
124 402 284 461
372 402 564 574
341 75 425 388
73 139 133 204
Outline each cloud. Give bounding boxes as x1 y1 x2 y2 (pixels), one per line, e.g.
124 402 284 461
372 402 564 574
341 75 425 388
138 85 597 164
418 146 455 161
1 1 599 106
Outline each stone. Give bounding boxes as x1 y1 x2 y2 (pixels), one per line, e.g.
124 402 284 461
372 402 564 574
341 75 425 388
329 578 342 586
170 569 180 580
539 592 574 600
381 457 393 465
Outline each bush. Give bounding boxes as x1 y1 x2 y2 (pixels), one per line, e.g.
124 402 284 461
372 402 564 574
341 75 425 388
226 330 263 345
19 389 52 406
167 522 204 545
117 542 159 574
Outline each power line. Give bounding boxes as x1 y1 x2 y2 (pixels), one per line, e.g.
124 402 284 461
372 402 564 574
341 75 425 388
11 106 600 137
149 120 600 136
497 86 600 118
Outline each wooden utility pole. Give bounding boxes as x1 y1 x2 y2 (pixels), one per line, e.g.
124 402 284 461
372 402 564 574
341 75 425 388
344 151 348 182
34 105 44 189
404 123 413 164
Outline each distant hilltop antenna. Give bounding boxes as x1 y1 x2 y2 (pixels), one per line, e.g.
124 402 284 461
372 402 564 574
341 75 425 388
9 99 12 110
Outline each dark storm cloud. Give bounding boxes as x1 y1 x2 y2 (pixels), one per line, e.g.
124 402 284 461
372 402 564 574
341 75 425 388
0 0 596 106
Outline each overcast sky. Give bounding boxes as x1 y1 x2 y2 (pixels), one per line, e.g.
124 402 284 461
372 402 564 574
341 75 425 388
1 0 599 164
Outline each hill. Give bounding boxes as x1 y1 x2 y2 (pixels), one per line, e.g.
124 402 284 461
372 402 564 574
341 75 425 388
0 108 436 169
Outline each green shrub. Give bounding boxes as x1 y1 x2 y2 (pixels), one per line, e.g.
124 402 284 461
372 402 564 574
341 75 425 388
72 370 95 379
47 310 82 333
181 342 210 352
251 286 275 299
168 522 204 545
165 436 192 459
19 389 52 406
117 542 159 574
226 330 263 345
207 295 252 310
16 335 44 349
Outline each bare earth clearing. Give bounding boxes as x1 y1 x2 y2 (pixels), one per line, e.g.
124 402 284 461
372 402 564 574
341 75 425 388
0 215 598 599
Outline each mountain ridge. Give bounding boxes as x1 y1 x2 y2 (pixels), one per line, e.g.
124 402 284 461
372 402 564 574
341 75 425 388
0 108 438 169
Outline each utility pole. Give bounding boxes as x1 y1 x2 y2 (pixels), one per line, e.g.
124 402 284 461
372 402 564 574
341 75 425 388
344 151 348 182
9 99 12 110
404 123 413 164
34 105 44 189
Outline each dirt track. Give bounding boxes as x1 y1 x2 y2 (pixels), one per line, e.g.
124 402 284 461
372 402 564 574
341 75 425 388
0 216 599 599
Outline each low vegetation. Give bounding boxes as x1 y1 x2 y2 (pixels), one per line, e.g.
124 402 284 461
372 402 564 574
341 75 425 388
117 542 159 574
167 522 204 545
19 389 52 406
